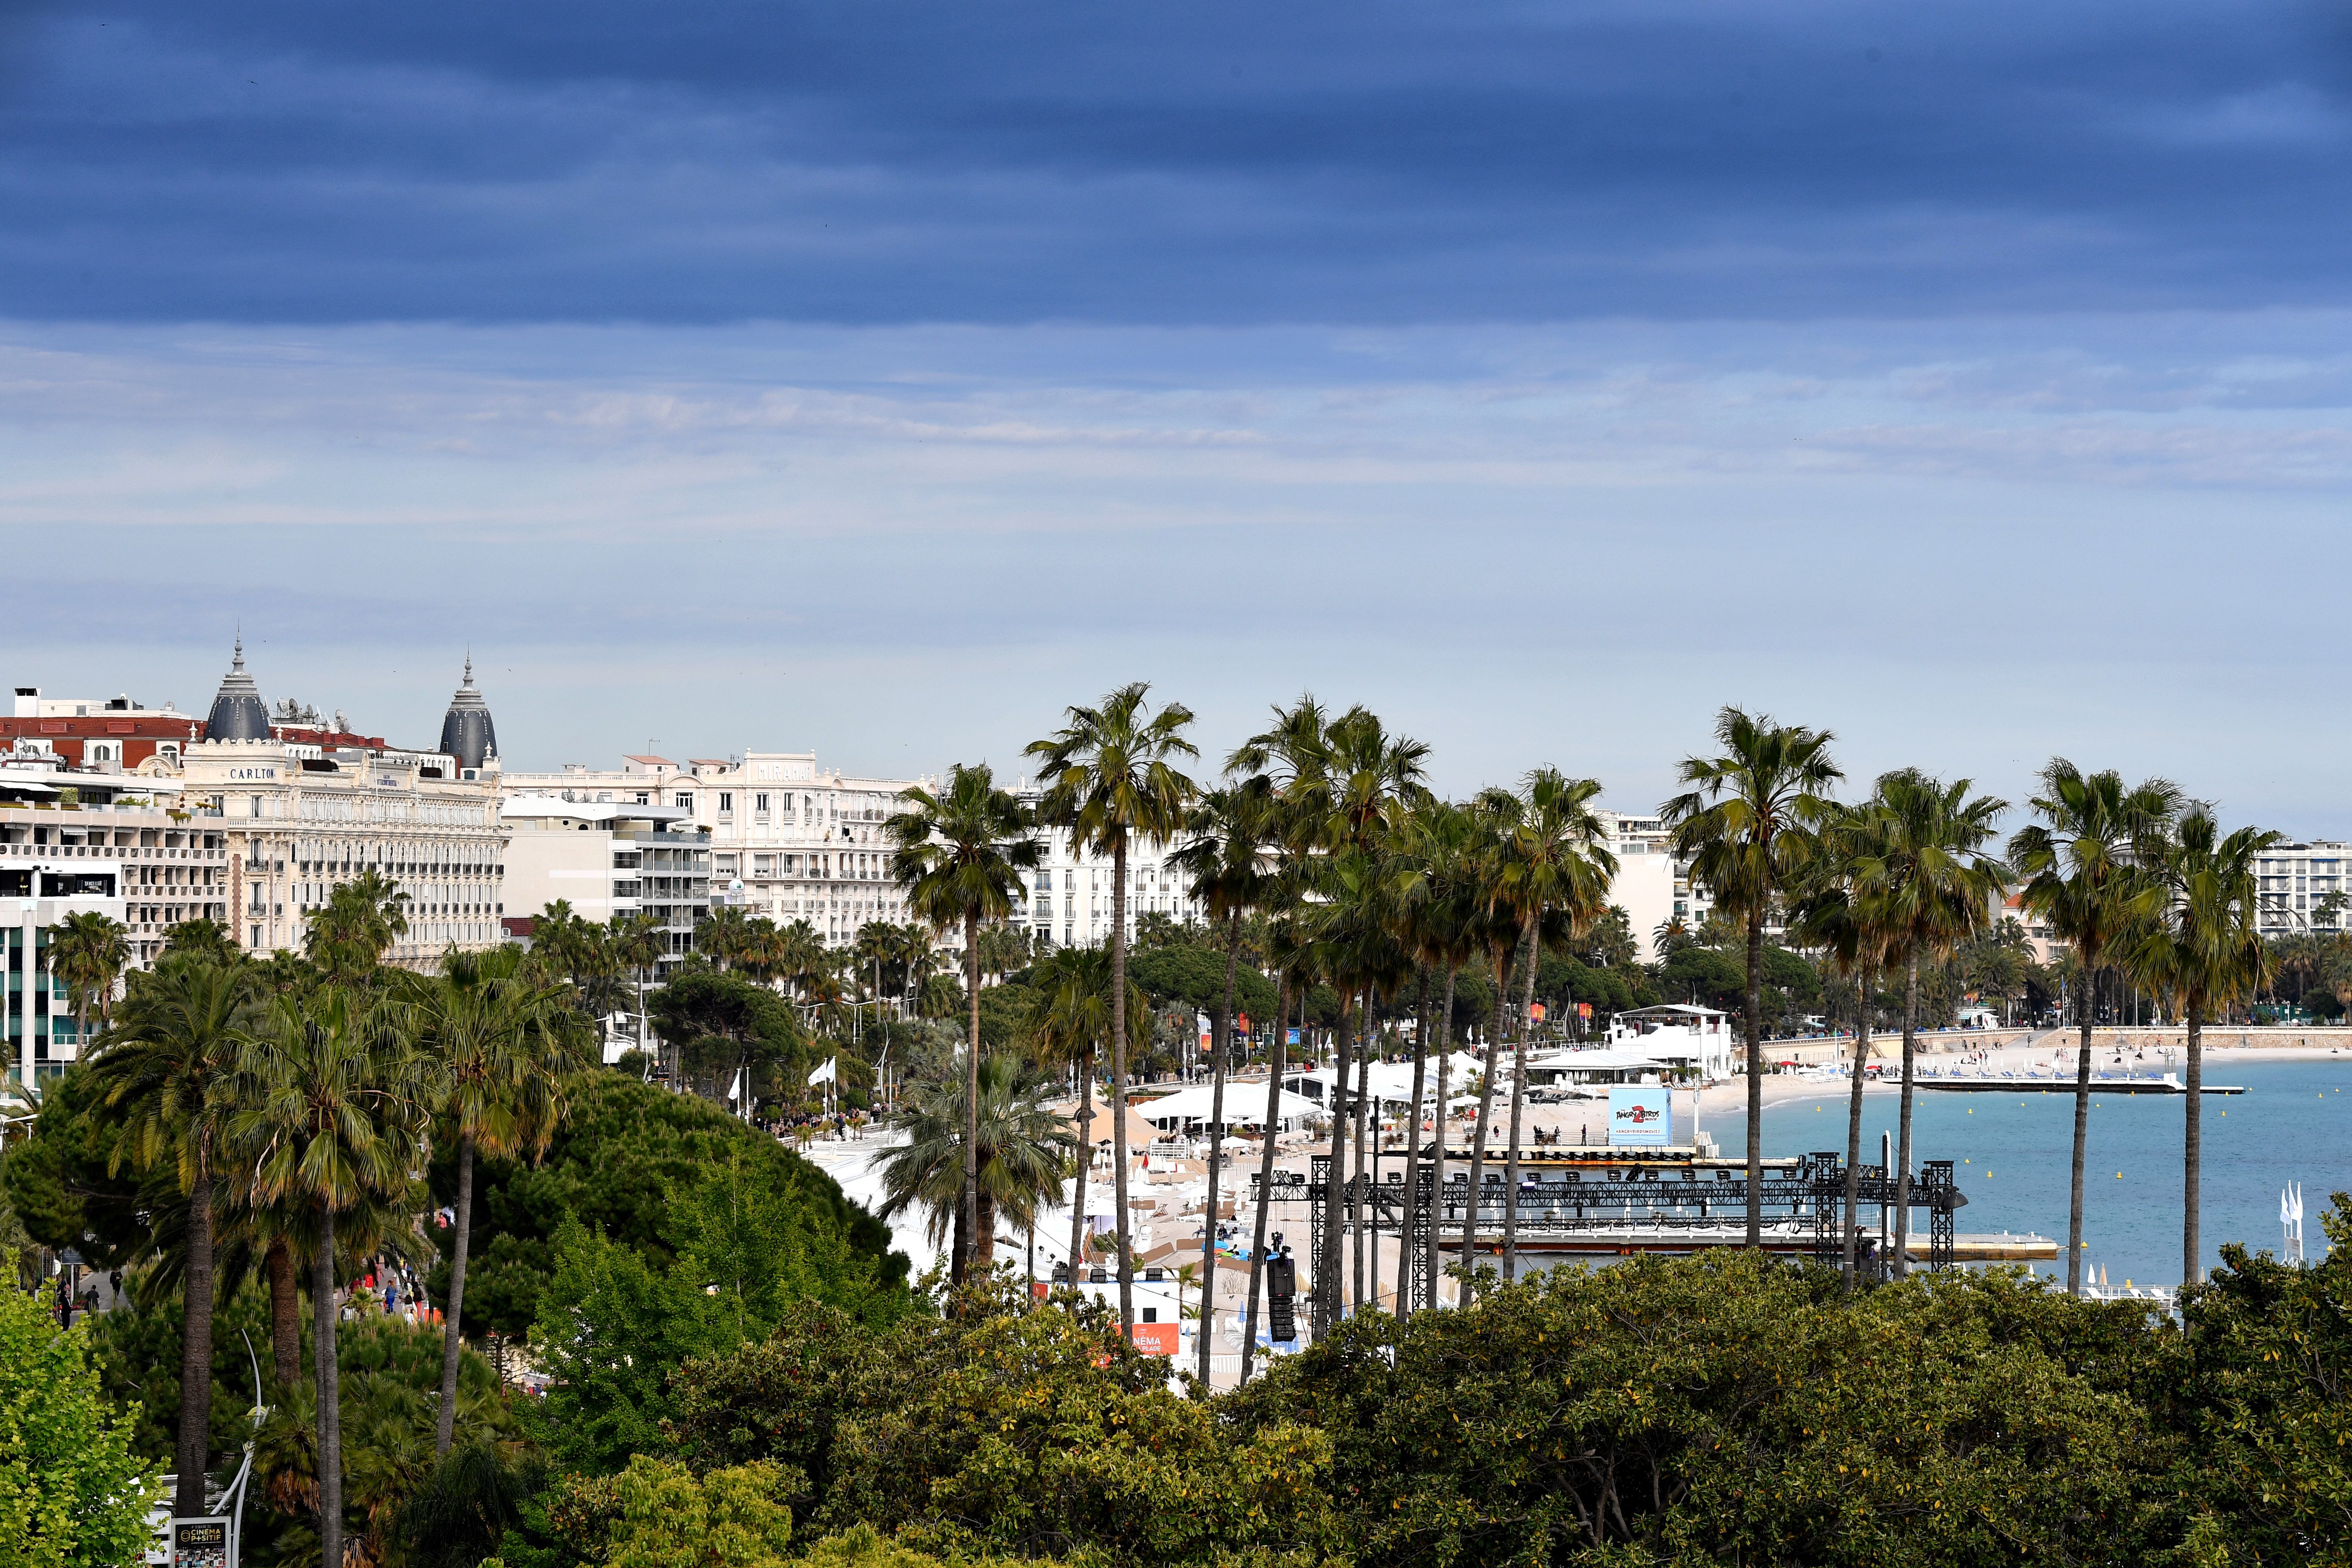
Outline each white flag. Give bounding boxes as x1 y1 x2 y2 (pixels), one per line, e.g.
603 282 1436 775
809 1056 838 1086
727 1069 743 1102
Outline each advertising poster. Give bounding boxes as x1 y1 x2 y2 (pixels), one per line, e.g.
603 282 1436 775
1607 1085 1672 1148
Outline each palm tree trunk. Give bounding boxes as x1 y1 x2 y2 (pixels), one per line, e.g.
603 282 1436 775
1893 950 1919 1279
434 1131 475 1457
313 1205 343 1568
1322 990 1353 1336
1426 966 1455 1311
975 1190 997 1266
1463 956 1508 1303
1401 969 1429 1321
1504 920 1538 1284
1241 976 1290 1383
958 910 983 1290
1353 991 1371 1312
1840 970 1873 1292
1065 1044 1093 1290
174 1168 216 1520
2184 996 2204 1287
1197 914 1239 1383
1744 915 1765 1250
2068 969 2094 1295
1109 836 1135 1336
267 1238 302 1387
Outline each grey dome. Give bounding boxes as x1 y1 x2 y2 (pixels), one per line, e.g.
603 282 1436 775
438 655 498 771
204 637 270 742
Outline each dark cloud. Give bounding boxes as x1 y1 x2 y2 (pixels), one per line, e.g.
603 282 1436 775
1 0 2347 323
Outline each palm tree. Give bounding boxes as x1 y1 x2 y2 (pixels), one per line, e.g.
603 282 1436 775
1026 684 1198 1334
611 912 669 1075
1845 770 2008 1277
84 953 258 1519
1025 943 1148 1287
1484 768 1614 1283
305 868 411 982
46 909 131 1047
886 763 1040 1288
1661 707 1842 1248
877 1054 1074 1270
228 987 437 1568
1393 798 1481 1312
1788 804 1890 1293
2126 808 2277 1286
2007 762 2182 1295
1167 782 1277 1380
404 945 591 1456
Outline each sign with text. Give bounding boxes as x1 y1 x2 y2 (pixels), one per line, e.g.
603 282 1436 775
1607 1086 1672 1148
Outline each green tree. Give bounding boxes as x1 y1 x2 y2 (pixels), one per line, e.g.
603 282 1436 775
2126 806 2278 1285
877 1054 1073 1269
305 868 411 982
1166 781 1278 1376
1391 798 1484 1313
81 953 258 1517
1026 685 1199 1334
884 763 1040 1290
1482 768 1614 1282
1661 706 1842 1248
404 944 593 1457
44 910 129 1048
2007 761 2182 1294
1022 943 1146 1290
1787 806 1892 1292
1843 770 2008 1277
161 916 240 966
228 987 436 1568
0 1279 163 1568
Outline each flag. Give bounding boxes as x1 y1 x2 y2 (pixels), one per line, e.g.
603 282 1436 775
1237 1013 1250 1033
1530 1002 1546 1021
727 1069 743 1102
809 1057 838 1086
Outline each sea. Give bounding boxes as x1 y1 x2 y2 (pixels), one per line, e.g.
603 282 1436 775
1753 1056 2352 1289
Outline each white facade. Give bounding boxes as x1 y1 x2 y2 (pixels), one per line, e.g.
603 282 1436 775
0 800 213 1086
500 753 929 949
1603 1004 1736 1081
2254 840 2351 938
500 796 709 969
1010 806 1207 953
180 740 506 964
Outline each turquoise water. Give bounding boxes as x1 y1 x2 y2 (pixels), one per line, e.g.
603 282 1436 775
1758 1058 2352 1288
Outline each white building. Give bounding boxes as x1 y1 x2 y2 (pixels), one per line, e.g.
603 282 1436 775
1603 1004 1737 1081
1011 805 1209 952
2254 841 2351 939
177 644 508 964
500 753 930 949
0 789 227 1086
499 795 708 971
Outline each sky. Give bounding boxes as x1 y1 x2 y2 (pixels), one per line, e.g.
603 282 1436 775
6 1 2352 831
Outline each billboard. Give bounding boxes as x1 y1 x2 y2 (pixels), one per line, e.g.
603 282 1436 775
1607 1086 1672 1148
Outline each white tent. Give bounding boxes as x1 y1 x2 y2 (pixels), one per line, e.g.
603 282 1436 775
1133 1082 1323 1133
1286 1054 1482 1109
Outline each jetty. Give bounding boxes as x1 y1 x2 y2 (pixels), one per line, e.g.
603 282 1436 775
1916 1071 2242 1096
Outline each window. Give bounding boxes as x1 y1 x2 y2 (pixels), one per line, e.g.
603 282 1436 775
755 793 769 813
675 792 693 810
719 793 733 814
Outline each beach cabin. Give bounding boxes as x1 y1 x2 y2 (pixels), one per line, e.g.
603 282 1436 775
1603 1004 1735 1082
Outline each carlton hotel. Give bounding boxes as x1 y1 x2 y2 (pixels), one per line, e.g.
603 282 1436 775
179 642 509 963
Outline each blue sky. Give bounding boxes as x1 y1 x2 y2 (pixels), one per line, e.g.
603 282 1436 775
5 2 2351 831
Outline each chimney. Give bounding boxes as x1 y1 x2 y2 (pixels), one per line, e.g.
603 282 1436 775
13 687 37 719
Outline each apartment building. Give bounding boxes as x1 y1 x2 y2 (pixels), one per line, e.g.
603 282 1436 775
178 644 507 964
1011 812 1207 953
0 793 229 1086
501 751 929 949
2254 840 2351 938
500 795 708 970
